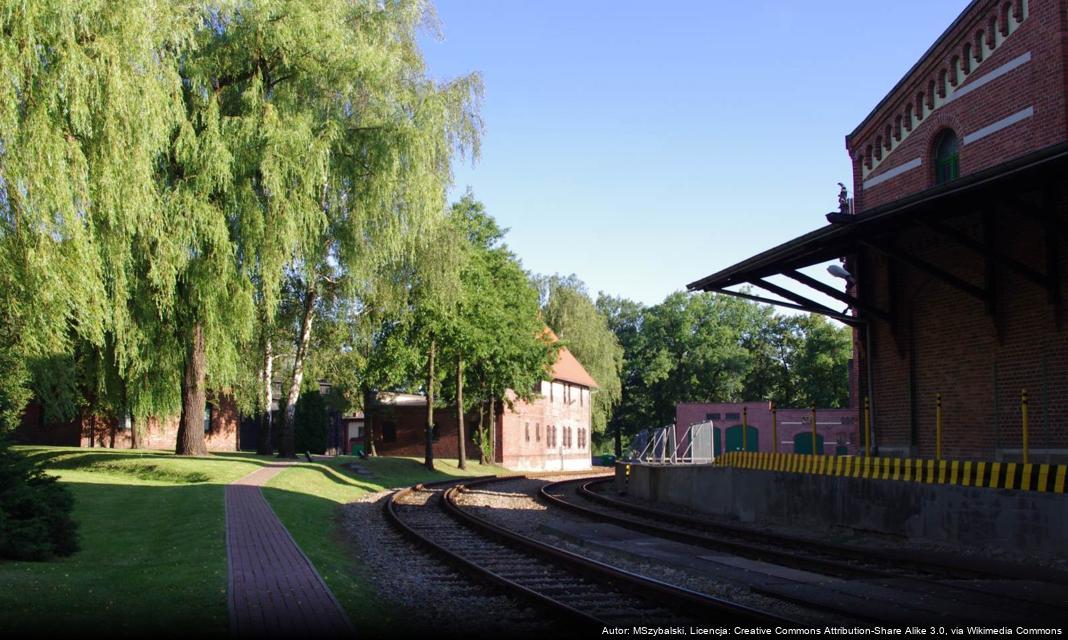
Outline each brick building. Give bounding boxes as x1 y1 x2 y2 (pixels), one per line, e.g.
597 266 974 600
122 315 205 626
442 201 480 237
15 394 241 451
676 402 858 456
689 0 1068 462
353 343 597 471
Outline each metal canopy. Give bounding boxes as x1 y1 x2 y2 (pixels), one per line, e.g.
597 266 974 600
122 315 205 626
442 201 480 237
686 141 1068 326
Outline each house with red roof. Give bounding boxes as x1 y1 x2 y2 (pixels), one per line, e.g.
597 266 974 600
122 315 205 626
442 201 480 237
349 339 598 471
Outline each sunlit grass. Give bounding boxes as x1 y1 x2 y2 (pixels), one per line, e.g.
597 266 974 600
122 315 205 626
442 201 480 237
2 446 509 635
1 446 263 635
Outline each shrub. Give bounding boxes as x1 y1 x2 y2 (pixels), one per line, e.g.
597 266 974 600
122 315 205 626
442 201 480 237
0 438 79 560
293 390 329 455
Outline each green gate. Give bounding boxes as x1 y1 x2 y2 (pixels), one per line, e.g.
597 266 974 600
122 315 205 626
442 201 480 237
793 432 825 455
725 424 759 452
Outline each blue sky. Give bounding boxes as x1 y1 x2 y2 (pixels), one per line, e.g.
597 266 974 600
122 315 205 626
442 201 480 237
418 1 969 307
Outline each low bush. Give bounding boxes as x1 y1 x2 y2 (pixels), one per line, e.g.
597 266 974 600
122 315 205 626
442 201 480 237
0 437 79 560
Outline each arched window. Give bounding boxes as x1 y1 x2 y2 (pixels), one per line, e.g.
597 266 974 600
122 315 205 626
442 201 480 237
934 129 960 184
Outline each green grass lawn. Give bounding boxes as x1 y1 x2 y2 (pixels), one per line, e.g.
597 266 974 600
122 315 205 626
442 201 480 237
1 446 506 635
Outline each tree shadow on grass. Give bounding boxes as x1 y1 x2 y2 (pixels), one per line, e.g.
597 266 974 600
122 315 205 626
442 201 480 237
0 480 231 637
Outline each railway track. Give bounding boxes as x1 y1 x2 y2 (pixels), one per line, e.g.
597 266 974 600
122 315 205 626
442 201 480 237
385 474 798 630
537 476 1068 624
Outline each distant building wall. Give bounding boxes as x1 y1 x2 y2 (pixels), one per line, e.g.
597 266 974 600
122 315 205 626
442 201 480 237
500 381 591 472
675 402 858 455
14 394 240 452
360 379 593 471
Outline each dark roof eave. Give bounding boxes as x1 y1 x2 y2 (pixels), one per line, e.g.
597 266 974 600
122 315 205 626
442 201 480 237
688 141 1068 292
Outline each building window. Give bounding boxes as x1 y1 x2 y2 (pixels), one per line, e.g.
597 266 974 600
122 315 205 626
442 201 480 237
536 422 541 442
203 405 212 433
705 412 721 421
725 412 740 421
525 422 530 442
934 129 960 184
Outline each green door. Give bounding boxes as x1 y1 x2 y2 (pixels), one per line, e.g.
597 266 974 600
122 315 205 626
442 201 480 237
793 432 825 455
713 428 722 456
725 424 759 452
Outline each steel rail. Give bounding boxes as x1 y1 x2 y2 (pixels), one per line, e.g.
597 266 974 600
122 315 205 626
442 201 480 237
384 475 602 626
441 476 796 626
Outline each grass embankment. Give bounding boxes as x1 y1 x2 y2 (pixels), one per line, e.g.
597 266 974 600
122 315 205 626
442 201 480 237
1 446 506 635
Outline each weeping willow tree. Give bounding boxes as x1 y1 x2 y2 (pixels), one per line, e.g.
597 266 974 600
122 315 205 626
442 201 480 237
196 0 482 459
0 1 479 461
0 1 207 432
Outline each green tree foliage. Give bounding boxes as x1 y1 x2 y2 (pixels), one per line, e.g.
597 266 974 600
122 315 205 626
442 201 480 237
436 194 554 468
595 294 646 453
209 0 485 459
789 314 852 408
597 290 853 444
0 1 204 429
538 275 624 439
293 389 329 455
0 1 481 461
0 438 78 560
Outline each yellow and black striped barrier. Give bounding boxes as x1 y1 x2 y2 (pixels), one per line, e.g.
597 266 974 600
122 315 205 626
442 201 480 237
715 451 1067 494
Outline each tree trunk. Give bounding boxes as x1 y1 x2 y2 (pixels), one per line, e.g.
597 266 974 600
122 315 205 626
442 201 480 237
456 353 466 470
279 285 316 458
363 385 377 456
424 337 436 470
256 334 274 455
477 400 487 465
614 421 622 457
489 395 496 465
176 322 208 456
131 414 141 449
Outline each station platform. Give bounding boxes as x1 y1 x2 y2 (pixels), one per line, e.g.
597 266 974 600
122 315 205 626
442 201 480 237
615 457 1067 559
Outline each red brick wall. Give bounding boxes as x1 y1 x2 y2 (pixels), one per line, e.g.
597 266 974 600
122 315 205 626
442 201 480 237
366 405 483 459
848 0 1067 211
366 382 593 471
15 393 239 452
858 194 1068 461
675 402 859 455
500 381 592 471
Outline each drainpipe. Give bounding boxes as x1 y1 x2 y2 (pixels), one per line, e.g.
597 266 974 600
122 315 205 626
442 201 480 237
865 319 878 454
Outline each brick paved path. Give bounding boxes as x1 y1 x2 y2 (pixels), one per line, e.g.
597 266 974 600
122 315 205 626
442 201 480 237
226 463 353 637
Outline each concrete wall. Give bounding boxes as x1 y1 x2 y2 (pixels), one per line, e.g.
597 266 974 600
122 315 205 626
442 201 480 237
616 462 1068 559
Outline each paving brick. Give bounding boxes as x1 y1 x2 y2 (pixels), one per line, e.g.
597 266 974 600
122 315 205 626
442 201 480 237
226 464 352 637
